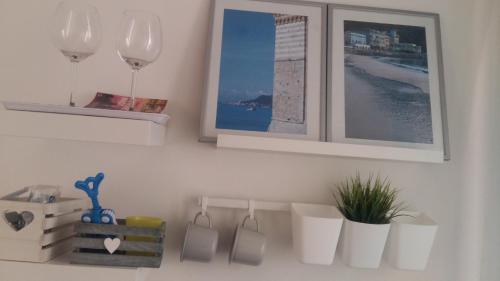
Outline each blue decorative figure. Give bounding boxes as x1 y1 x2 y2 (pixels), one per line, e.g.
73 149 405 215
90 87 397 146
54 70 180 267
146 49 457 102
75 173 116 224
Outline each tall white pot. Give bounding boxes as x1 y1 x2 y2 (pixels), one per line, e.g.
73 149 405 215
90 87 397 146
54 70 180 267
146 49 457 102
339 219 390 269
384 212 438 271
291 203 344 265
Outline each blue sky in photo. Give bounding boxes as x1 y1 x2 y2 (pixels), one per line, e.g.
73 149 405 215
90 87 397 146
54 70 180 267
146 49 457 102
218 9 276 103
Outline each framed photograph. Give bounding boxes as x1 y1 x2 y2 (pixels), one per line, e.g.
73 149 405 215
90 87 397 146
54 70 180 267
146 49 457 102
200 0 326 141
328 5 449 161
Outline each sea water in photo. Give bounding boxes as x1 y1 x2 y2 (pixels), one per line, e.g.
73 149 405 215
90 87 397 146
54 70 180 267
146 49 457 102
216 9 308 134
344 21 433 144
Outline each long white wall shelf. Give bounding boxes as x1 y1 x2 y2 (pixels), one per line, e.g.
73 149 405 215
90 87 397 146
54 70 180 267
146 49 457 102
0 254 151 281
0 108 166 146
217 134 444 163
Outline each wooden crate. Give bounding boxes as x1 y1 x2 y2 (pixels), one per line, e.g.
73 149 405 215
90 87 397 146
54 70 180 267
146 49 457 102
71 219 165 268
0 197 87 262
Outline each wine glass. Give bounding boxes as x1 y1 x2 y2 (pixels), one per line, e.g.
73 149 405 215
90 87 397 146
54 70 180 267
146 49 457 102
50 0 102 107
116 10 162 111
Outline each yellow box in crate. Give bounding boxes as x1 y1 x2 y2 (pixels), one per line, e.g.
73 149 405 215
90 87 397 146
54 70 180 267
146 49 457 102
0 196 87 262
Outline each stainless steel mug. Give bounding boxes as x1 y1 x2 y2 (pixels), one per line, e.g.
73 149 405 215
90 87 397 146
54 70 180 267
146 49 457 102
180 212 218 262
229 215 266 266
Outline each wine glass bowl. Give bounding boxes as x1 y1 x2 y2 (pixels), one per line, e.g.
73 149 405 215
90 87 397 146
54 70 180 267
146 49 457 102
116 10 162 110
50 0 102 106
51 1 102 62
116 11 162 70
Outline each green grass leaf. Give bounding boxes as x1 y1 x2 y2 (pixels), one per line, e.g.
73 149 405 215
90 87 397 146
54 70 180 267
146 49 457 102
333 173 406 224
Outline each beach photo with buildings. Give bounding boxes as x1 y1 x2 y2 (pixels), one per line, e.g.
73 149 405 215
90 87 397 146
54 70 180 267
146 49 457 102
216 9 308 135
343 20 433 144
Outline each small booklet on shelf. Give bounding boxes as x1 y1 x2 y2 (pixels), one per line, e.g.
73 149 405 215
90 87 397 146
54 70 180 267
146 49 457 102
85 92 167 113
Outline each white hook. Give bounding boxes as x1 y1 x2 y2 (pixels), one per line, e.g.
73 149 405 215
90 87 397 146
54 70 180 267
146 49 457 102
201 196 208 216
248 199 255 220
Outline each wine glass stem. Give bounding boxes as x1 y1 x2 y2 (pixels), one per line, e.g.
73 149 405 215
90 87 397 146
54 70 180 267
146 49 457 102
70 62 78 107
129 70 138 111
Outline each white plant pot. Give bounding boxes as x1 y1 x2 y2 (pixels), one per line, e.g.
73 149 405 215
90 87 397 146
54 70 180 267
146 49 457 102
291 203 344 265
384 212 438 271
339 219 390 269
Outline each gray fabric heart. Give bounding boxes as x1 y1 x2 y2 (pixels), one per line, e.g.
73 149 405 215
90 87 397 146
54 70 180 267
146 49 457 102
4 211 34 231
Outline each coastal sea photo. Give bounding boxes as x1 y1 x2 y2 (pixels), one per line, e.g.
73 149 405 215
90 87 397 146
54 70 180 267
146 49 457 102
216 9 308 135
343 21 433 144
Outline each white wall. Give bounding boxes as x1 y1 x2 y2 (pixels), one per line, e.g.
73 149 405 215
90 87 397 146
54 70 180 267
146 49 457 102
0 0 498 281
472 1 500 280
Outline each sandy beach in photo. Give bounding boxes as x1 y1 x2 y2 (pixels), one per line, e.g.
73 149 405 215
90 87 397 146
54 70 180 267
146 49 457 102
346 54 430 94
345 54 433 144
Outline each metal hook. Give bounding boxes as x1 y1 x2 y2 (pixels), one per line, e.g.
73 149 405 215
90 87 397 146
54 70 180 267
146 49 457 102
248 199 255 220
201 196 208 217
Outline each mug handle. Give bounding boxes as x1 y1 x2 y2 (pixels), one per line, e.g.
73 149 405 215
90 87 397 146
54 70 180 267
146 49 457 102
193 212 213 228
242 215 259 232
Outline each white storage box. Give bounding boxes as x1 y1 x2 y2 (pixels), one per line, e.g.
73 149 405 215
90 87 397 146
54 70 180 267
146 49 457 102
0 192 86 262
384 212 438 271
291 203 344 265
339 219 391 269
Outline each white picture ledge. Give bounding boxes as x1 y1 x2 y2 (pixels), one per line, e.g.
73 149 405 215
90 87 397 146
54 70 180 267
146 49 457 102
217 134 444 163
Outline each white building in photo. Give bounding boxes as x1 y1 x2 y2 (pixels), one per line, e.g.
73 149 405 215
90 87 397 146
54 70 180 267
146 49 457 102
268 14 307 135
345 31 367 46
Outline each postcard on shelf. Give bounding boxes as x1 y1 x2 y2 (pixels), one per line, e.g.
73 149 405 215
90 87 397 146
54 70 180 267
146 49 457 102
85 92 167 113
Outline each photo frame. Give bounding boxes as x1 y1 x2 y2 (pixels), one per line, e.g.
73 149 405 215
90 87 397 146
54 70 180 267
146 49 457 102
200 0 327 142
328 5 449 162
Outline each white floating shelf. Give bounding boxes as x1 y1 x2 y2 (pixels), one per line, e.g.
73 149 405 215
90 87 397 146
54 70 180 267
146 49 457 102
0 254 151 281
217 134 444 163
0 108 166 146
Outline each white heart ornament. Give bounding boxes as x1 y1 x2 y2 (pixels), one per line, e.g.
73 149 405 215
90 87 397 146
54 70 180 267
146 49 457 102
104 238 121 254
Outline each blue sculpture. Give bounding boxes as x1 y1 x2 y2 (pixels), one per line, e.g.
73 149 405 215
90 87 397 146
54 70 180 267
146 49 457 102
75 173 116 224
